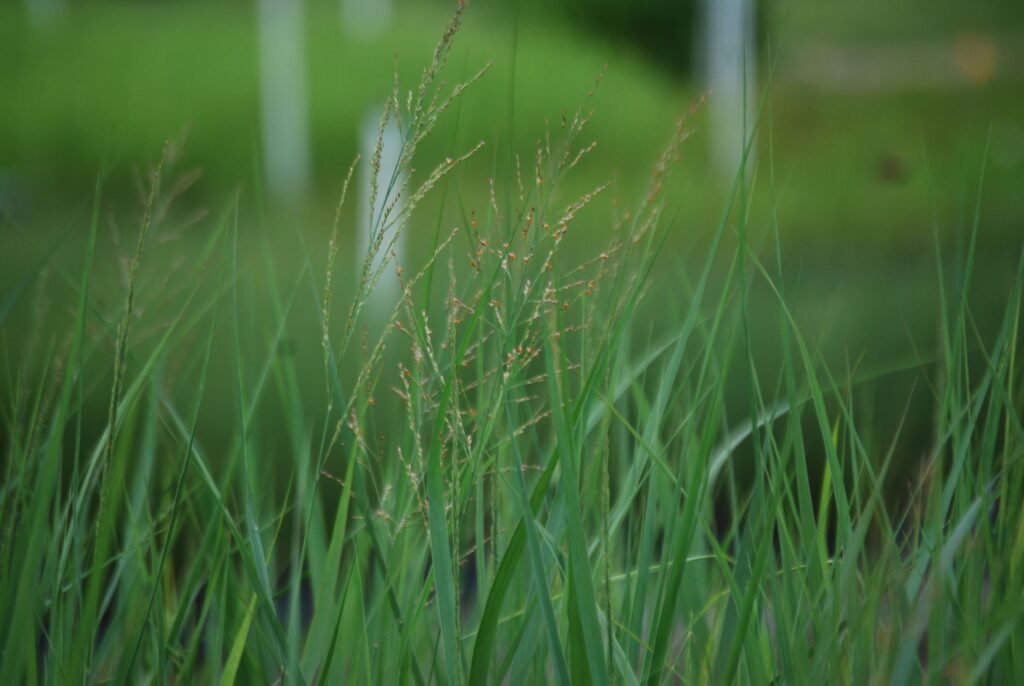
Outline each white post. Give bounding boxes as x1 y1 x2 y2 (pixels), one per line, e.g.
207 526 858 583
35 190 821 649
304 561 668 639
357 106 406 309
705 0 756 179
342 0 392 36
26 0 63 26
257 0 311 202
344 0 403 312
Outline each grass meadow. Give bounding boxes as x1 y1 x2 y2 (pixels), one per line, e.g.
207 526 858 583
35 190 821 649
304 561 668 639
2 5 1024 684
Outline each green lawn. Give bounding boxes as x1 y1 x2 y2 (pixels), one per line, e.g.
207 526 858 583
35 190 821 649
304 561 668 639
2 0 1022 250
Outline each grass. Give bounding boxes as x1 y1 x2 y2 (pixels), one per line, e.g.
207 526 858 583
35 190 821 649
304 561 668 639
2 6 1024 684
2 1 1023 250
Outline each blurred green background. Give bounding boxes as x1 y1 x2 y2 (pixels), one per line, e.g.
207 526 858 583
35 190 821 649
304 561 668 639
2 0 1023 451
3 0 1022 240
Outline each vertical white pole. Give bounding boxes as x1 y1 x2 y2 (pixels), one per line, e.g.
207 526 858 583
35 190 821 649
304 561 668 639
342 0 392 36
357 106 406 308
257 0 311 202
344 0 402 312
26 0 63 27
706 0 756 179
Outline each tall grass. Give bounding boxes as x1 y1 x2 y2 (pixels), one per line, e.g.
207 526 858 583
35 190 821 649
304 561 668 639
2 7 1023 684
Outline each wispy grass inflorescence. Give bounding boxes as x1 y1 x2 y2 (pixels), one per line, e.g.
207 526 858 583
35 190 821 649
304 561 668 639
322 155 360 404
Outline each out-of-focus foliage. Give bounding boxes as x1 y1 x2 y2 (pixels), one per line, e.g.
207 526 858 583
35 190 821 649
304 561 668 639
553 0 698 73
448 0 700 73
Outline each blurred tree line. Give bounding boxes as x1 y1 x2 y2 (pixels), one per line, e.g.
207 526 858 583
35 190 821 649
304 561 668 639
460 0 702 74
467 0 763 76
554 0 699 73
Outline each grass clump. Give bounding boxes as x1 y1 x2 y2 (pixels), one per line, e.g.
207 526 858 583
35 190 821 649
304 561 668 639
2 7 1023 684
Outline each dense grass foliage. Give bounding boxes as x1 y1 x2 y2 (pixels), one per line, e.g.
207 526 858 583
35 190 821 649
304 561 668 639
2 8 1023 684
